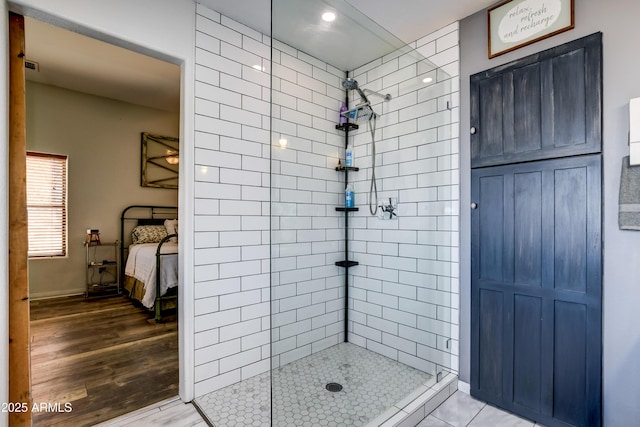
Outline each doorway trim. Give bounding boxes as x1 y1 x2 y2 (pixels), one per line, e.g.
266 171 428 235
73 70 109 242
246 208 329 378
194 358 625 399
8 11 31 426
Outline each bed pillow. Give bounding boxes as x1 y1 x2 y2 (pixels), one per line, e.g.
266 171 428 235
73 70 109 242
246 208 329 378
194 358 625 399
131 225 168 244
164 219 178 242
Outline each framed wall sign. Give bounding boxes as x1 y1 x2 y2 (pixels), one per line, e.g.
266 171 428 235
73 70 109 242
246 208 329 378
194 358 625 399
488 0 574 58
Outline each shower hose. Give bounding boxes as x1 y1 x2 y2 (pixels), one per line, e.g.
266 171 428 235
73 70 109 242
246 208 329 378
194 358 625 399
368 114 378 216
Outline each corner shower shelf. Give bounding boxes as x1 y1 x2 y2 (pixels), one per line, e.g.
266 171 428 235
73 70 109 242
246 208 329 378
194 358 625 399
335 260 359 268
336 109 358 343
335 165 359 172
335 123 359 131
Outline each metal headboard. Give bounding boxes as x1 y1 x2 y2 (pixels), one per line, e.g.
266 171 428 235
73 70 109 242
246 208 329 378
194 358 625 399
119 205 178 284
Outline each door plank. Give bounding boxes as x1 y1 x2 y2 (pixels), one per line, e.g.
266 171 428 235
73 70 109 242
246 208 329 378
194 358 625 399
477 289 503 397
513 63 542 153
513 294 542 412
553 301 588 426
478 175 505 282
554 167 588 292
513 171 543 286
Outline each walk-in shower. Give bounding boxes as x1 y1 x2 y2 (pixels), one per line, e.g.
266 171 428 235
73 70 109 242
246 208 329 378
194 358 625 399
193 0 459 425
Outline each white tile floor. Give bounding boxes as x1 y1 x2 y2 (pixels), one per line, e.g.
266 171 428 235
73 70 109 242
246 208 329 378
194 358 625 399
195 342 434 426
418 391 543 427
97 377 543 427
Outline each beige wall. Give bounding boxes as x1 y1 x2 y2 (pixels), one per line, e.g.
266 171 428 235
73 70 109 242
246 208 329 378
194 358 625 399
26 81 178 298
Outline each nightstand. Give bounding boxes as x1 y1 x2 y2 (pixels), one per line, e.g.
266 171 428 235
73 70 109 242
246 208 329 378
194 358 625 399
84 241 120 297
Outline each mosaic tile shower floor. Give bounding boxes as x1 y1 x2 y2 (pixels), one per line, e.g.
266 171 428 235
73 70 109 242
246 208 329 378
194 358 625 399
195 342 434 426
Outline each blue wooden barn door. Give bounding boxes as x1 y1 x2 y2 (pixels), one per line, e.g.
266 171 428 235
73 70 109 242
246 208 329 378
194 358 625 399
471 156 601 426
470 33 602 427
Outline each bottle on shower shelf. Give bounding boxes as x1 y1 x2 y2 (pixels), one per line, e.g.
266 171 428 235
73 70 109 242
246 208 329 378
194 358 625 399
345 142 354 167
339 102 348 125
345 184 354 208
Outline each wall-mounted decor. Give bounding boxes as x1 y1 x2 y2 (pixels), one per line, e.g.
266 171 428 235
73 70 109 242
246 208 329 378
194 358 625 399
488 0 574 58
141 132 179 189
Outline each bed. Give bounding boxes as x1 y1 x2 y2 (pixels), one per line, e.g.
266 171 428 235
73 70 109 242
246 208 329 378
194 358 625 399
120 205 178 322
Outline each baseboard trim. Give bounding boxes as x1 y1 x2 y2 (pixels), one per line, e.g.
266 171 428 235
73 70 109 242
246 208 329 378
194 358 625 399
457 380 470 395
30 289 85 300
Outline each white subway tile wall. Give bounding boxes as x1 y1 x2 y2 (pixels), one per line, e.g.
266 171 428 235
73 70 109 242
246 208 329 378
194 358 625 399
193 2 459 397
269 35 347 370
347 22 460 376
194 5 272 396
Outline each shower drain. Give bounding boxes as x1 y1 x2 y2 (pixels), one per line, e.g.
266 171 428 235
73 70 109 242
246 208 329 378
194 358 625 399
325 382 343 392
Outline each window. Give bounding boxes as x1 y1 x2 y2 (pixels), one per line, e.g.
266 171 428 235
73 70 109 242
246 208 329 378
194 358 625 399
26 152 68 258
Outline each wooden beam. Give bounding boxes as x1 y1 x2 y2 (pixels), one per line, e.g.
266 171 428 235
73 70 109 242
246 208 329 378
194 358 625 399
8 11 32 426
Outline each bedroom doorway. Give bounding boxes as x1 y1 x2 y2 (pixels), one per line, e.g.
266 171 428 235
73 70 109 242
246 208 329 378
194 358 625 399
9 11 184 426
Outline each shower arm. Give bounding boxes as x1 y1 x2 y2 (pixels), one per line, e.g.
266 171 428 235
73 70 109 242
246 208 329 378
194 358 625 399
354 87 369 104
342 78 392 103
363 88 392 102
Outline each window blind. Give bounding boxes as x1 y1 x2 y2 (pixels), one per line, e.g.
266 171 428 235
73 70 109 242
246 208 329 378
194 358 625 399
26 152 68 258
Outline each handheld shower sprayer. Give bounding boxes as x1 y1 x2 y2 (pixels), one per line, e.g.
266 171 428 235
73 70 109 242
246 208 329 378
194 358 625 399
340 78 391 123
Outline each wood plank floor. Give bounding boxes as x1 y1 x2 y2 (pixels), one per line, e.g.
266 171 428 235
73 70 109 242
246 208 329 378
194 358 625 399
30 295 178 427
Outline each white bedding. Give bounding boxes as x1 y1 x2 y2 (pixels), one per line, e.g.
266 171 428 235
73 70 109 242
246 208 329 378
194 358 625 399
124 242 178 308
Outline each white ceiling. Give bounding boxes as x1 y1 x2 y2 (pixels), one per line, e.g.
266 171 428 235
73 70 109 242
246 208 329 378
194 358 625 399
25 17 181 112
202 0 497 71
25 0 495 110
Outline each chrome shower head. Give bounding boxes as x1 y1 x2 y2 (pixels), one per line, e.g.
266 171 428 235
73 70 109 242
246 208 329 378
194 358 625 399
341 78 359 91
342 78 369 104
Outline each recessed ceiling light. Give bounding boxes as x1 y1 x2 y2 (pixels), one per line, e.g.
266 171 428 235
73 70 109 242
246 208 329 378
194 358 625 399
322 11 336 22
422 77 433 83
